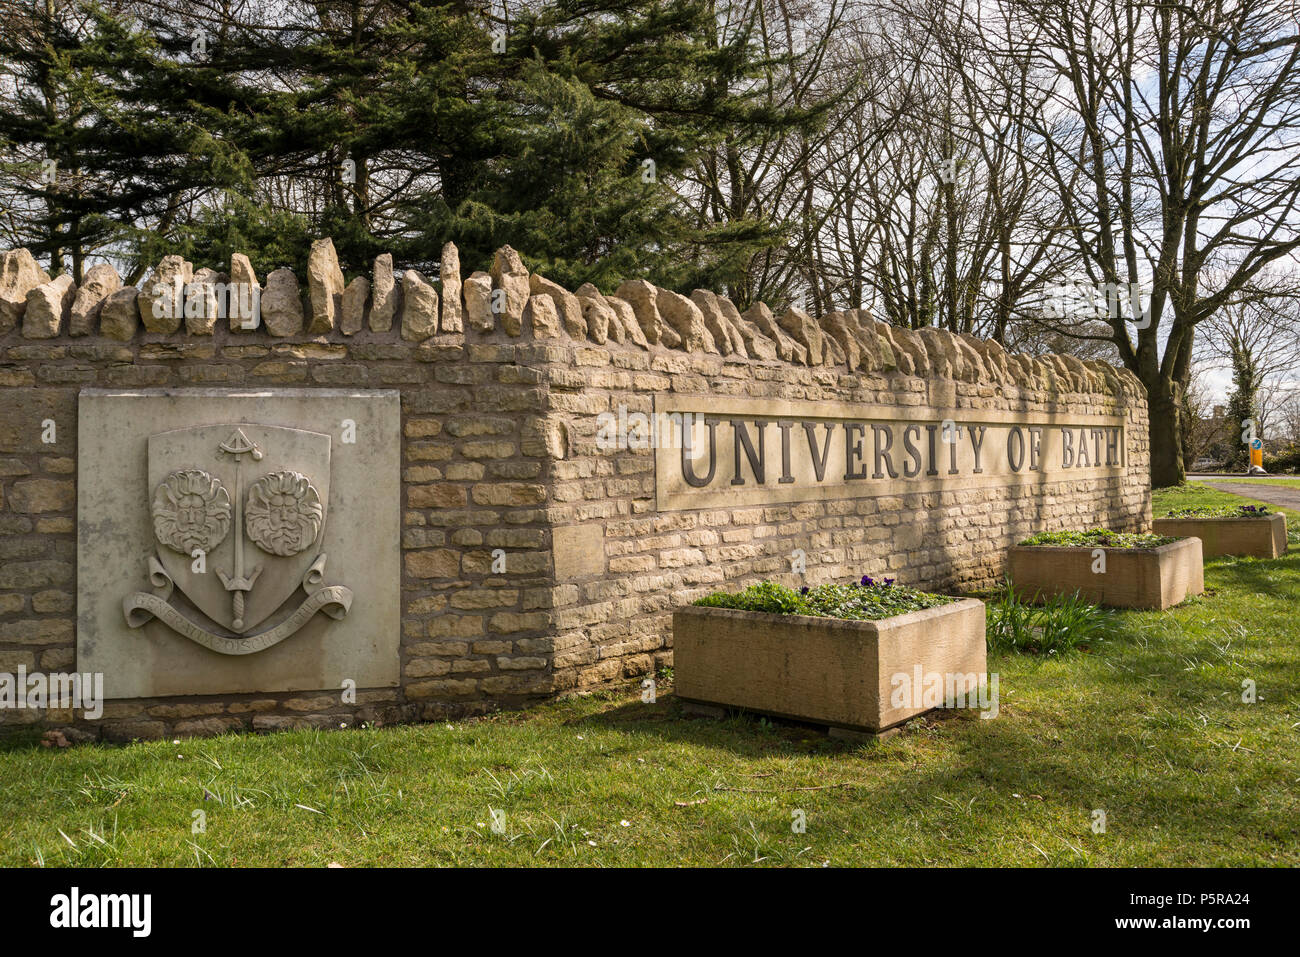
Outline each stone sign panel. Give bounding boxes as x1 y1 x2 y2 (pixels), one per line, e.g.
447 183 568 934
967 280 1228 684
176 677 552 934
78 389 400 699
654 396 1127 511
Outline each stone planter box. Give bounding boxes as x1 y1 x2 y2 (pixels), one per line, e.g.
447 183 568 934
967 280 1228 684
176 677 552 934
1152 513 1287 559
673 598 987 735
1007 537 1204 610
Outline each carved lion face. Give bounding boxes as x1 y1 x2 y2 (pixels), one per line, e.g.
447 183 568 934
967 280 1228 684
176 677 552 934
245 470 323 556
152 469 232 554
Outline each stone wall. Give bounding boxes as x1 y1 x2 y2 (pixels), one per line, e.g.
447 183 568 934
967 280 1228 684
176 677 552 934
0 240 1149 740
535 337 1149 693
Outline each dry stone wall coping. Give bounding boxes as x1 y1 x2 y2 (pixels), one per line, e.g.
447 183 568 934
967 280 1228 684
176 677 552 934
0 241 1146 404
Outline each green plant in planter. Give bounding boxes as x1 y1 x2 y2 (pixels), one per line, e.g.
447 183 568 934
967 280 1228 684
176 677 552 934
1019 529 1178 549
1162 504 1271 518
692 576 953 621
693 580 806 615
799 579 953 620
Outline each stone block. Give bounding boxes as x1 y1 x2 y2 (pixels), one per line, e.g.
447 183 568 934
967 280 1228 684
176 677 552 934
76 389 401 698
674 599 987 732
1152 513 1286 559
1008 537 1203 610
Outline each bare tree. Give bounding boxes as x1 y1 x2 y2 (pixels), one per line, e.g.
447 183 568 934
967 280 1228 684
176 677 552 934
1272 387 1300 447
979 0 1300 486
682 0 882 312
1181 363 1232 468
812 0 1072 336
1197 278 1300 451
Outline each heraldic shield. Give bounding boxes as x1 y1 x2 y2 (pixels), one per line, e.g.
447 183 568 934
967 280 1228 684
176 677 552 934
122 423 353 655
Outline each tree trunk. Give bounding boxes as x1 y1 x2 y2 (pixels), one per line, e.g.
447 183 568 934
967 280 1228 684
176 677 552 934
1147 376 1186 487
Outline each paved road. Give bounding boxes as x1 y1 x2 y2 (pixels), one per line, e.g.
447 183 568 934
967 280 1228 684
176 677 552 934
1204 481 1300 511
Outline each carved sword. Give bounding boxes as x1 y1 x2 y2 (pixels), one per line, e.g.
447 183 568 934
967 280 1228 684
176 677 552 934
216 428 263 631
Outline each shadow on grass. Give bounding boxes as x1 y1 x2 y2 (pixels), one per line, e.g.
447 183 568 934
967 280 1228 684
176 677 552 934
0 727 53 755
565 692 923 755
1205 553 1300 602
570 572 1300 828
568 686 1292 856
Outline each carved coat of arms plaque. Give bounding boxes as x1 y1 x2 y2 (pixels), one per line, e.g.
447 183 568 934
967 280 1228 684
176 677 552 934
122 423 353 655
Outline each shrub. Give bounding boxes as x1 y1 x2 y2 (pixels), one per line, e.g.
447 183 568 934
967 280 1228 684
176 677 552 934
1263 445 1300 474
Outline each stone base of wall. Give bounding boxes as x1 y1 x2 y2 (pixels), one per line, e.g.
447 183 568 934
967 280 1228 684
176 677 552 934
2 687 549 745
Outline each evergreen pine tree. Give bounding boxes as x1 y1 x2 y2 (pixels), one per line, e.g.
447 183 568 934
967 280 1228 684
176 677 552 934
5 0 821 294
0 1 254 280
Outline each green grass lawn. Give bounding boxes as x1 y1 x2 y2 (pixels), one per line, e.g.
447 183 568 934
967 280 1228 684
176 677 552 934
1161 480 1300 545
1 484 1297 867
